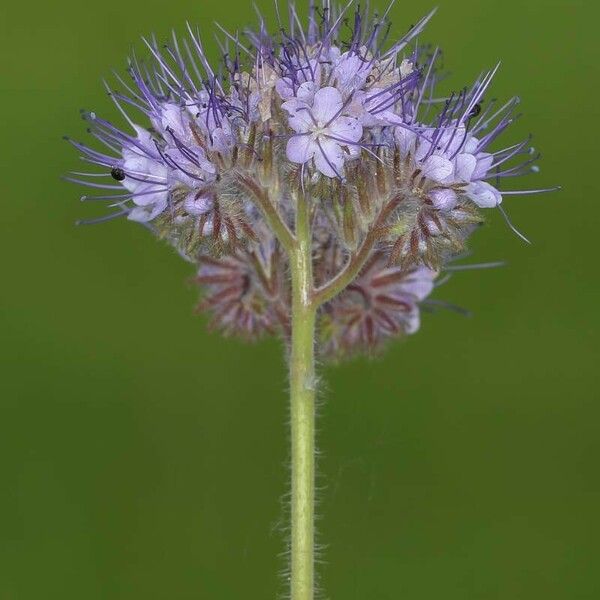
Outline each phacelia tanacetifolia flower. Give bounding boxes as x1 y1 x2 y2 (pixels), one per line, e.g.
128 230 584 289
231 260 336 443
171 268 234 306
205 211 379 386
283 86 363 178
66 1 556 359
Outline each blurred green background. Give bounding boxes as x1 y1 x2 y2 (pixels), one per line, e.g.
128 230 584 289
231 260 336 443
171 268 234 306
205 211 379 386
1 0 598 598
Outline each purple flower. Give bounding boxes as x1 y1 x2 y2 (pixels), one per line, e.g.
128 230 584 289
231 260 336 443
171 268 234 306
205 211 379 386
65 2 556 356
113 126 169 223
283 87 363 178
393 123 510 211
331 48 374 95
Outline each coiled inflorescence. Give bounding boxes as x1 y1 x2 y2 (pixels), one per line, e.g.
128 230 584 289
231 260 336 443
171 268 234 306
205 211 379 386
67 1 552 358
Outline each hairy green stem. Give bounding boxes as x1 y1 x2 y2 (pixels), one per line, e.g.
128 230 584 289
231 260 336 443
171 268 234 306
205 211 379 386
236 173 295 251
289 192 316 600
286 191 398 598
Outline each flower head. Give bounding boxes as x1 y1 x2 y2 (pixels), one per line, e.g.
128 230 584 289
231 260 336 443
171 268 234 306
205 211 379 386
66 2 556 360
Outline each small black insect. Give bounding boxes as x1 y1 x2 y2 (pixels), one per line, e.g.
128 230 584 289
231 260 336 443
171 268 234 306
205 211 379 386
111 167 126 181
469 103 482 118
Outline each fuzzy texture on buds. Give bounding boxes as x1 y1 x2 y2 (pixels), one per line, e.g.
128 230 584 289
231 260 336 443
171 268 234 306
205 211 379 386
320 252 437 358
67 2 553 359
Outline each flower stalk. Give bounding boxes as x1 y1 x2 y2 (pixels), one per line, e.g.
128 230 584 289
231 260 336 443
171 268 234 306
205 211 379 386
313 193 405 305
289 191 317 600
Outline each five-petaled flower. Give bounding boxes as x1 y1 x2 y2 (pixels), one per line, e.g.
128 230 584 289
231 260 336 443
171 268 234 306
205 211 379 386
283 86 363 178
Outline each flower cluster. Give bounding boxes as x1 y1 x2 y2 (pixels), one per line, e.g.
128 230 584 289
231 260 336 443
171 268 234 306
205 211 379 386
67 2 552 358
320 253 438 358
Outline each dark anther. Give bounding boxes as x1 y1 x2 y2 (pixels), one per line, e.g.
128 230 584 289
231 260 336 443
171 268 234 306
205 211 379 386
111 167 126 181
469 103 482 118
